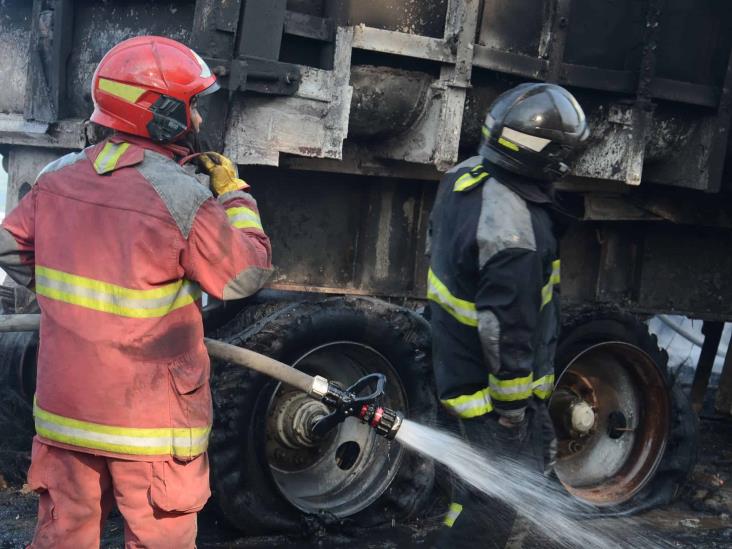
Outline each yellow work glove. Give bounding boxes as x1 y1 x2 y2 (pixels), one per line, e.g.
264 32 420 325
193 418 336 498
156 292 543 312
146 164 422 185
198 152 250 196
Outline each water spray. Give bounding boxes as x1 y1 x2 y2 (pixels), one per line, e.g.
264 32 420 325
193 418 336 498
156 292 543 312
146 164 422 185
0 314 403 441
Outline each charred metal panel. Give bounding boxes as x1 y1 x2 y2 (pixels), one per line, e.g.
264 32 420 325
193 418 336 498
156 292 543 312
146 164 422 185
238 0 287 60
5 147 66 213
348 66 432 139
65 0 195 119
479 0 545 56
655 1 732 87
223 27 353 165
0 2 33 115
325 0 448 39
191 0 243 152
636 226 732 318
25 0 74 123
238 166 434 297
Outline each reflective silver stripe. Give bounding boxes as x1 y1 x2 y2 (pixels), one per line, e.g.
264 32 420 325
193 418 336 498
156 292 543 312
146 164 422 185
35 273 200 310
34 399 210 458
532 374 555 399
489 374 534 401
427 268 478 327
441 388 493 418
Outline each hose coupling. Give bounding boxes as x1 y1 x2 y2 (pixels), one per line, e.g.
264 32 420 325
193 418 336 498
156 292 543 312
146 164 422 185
311 373 403 440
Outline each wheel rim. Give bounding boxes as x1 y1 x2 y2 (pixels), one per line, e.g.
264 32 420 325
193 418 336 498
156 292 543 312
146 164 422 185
265 341 407 517
549 341 670 506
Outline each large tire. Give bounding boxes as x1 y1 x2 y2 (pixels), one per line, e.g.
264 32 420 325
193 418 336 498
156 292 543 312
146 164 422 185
209 296 437 534
555 306 698 514
0 330 37 484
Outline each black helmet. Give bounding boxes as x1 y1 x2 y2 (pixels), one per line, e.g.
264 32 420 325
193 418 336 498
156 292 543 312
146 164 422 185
478 83 589 180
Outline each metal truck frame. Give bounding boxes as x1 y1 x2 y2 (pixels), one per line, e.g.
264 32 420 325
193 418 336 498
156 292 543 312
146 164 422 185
0 0 729 535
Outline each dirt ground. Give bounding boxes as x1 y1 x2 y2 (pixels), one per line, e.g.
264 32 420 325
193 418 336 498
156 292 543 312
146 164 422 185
1 395 731 548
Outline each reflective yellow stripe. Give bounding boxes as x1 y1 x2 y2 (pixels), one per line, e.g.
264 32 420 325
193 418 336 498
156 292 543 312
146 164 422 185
98 78 147 103
489 373 534 402
540 259 561 310
454 164 490 192
498 136 519 151
94 142 130 174
532 373 555 400
443 502 464 527
427 268 478 327
481 125 491 138
35 265 200 319
226 206 263 230
34 399 210 459
441 387 493 418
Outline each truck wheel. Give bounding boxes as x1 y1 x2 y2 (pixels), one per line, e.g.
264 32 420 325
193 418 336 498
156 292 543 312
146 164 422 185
209 296 436 534
0 330 37 484
552 307 697 514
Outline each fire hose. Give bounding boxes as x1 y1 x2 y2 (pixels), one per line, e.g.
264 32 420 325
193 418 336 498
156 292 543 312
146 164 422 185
0 313 403 440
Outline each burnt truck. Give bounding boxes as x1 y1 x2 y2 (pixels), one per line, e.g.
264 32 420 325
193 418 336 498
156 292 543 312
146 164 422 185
0 0 729 535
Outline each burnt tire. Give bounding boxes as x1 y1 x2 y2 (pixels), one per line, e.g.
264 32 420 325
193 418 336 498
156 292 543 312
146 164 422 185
0 330 38 484
555 307 698 514
209 296 437 534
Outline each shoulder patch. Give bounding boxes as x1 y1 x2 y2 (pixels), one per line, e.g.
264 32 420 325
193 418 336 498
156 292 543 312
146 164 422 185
37 151 87 180
453 163 489 192
136 150 213 238
476 178 536 266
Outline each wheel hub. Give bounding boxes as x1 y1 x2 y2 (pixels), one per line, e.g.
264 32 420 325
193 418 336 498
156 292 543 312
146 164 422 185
549 341 671 507
264 342 407 518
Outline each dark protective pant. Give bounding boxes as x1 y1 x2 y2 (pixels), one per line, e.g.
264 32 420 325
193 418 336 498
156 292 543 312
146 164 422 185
434 400 555 549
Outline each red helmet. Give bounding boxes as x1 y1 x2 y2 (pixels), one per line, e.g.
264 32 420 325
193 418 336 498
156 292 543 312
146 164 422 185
90 36 219 142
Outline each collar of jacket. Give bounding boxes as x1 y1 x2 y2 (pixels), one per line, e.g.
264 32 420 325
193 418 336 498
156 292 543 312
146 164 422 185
87 134 194 175
111 133 192 160
481 160 555 205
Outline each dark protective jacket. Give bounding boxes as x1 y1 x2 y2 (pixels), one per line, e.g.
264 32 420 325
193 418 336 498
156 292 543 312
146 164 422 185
0 134 272 460
427 156 560 418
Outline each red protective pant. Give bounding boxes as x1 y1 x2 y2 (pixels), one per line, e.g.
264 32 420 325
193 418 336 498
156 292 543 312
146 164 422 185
26 438 210 549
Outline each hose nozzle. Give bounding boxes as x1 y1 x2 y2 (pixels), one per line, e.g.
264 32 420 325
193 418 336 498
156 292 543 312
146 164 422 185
309 373 403 440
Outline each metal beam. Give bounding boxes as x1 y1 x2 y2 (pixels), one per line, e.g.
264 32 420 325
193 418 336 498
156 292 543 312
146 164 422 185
352 26 453 64
715 337 732 416
690 321 724 414
706 44 732 194
24 0 74 123
237 0 287 60
284 11 334 42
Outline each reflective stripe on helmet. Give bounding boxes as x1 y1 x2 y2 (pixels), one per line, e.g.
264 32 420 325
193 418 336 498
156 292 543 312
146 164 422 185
427 268 478 327
35 265 201 319
497 136 520 152
98 78 147 103
502 126 552 152
34 398 210 459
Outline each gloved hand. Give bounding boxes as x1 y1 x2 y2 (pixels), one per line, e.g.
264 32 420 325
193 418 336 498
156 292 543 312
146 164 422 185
198 152 250 196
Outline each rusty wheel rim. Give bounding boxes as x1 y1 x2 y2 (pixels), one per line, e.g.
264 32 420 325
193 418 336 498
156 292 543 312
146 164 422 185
549 341 670 506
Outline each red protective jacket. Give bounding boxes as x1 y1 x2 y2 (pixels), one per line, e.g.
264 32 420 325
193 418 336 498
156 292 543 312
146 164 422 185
0 135 272 461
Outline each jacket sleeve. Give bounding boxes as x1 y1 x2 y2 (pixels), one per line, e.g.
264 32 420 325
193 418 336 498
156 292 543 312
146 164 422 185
181 190 272 300
475 248 544 413
0 186 38 287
